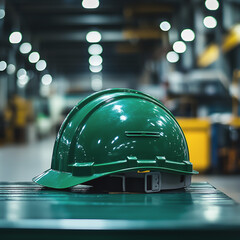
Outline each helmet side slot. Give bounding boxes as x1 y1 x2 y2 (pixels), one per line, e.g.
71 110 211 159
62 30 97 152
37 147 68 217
125 131 160 138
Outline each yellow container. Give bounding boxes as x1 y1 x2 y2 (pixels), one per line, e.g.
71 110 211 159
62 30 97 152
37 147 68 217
177 118 211 172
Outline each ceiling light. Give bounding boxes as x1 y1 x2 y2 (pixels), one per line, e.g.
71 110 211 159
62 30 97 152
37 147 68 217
36 60 47 71
181 29 195 42
88 44 103 55
0 9 5 19
17 76 29 88
205 0 219 11
41 74 52 85
29 52 40 63
91 75 102 91
86 31 101 43
9 31 22 44
17 68 27 80
89 64 102 73
203 16 217 29
82 0 99 9
19 42 32 54
7 64 16 75
89 55 102 66
0 61 7 71
159 21 171 31
166 51 179 63
173 41 187 53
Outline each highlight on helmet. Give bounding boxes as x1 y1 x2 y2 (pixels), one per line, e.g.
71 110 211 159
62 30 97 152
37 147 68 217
33 88 198 193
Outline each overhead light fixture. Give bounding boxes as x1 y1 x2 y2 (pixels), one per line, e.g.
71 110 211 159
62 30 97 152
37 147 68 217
41 74 52 85
82 0 99 9
0 61 7 71
7 64 16 75
159 21 171 31
9 31 22 44
36 60 47 71
17 68 27 80
91 75 102 91
17 76 29 88
89 55 103 66
205 0 219 11
89 64 102 73
88 44 103 55
0 9 5 19
166 51 179 63
86 31 101 43
181 29 195 42
203 16 217 29
19 42 32 54
173 41 187 53
29 52 40 63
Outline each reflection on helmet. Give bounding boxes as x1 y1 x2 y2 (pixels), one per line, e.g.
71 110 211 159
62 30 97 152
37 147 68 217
33 88 198 193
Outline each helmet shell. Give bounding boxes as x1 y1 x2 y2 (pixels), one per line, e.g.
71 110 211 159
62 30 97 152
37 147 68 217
33 88 197 189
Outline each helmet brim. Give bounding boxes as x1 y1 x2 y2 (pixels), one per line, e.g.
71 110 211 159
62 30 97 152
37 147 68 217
33 167 198 189
32 169 106 189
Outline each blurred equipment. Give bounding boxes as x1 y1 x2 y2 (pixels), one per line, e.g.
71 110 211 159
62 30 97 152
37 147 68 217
34 96 61 139
231 69 240 118
177 118 211 173
0 112 5 144
4 95 34 143
33 89 197 192
167 70 231 117
224 69 240 173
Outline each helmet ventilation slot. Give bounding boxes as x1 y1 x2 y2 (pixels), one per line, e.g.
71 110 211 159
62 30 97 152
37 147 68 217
125 131 160 137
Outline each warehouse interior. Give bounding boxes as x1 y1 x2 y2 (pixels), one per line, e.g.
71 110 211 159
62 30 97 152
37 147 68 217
0 0 240 234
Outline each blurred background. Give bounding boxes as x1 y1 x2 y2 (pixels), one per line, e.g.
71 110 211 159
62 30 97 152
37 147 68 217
0 0 240 200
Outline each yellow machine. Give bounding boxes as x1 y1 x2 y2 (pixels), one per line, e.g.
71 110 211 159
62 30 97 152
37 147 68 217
4 95 34 143
177 118 211 172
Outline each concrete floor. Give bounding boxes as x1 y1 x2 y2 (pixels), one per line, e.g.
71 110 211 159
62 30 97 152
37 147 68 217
192 175 240 203
0 136 54 183
0 136 240 203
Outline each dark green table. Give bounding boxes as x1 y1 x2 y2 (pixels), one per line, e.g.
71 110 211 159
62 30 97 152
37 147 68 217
0 182 240 239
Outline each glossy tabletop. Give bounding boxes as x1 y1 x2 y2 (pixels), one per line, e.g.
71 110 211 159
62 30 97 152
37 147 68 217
0 182 240 239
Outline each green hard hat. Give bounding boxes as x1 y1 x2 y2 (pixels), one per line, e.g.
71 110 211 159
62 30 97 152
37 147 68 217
33 88 198 192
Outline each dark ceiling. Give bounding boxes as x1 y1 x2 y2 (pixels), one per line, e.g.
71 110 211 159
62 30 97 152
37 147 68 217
3 0 180 77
